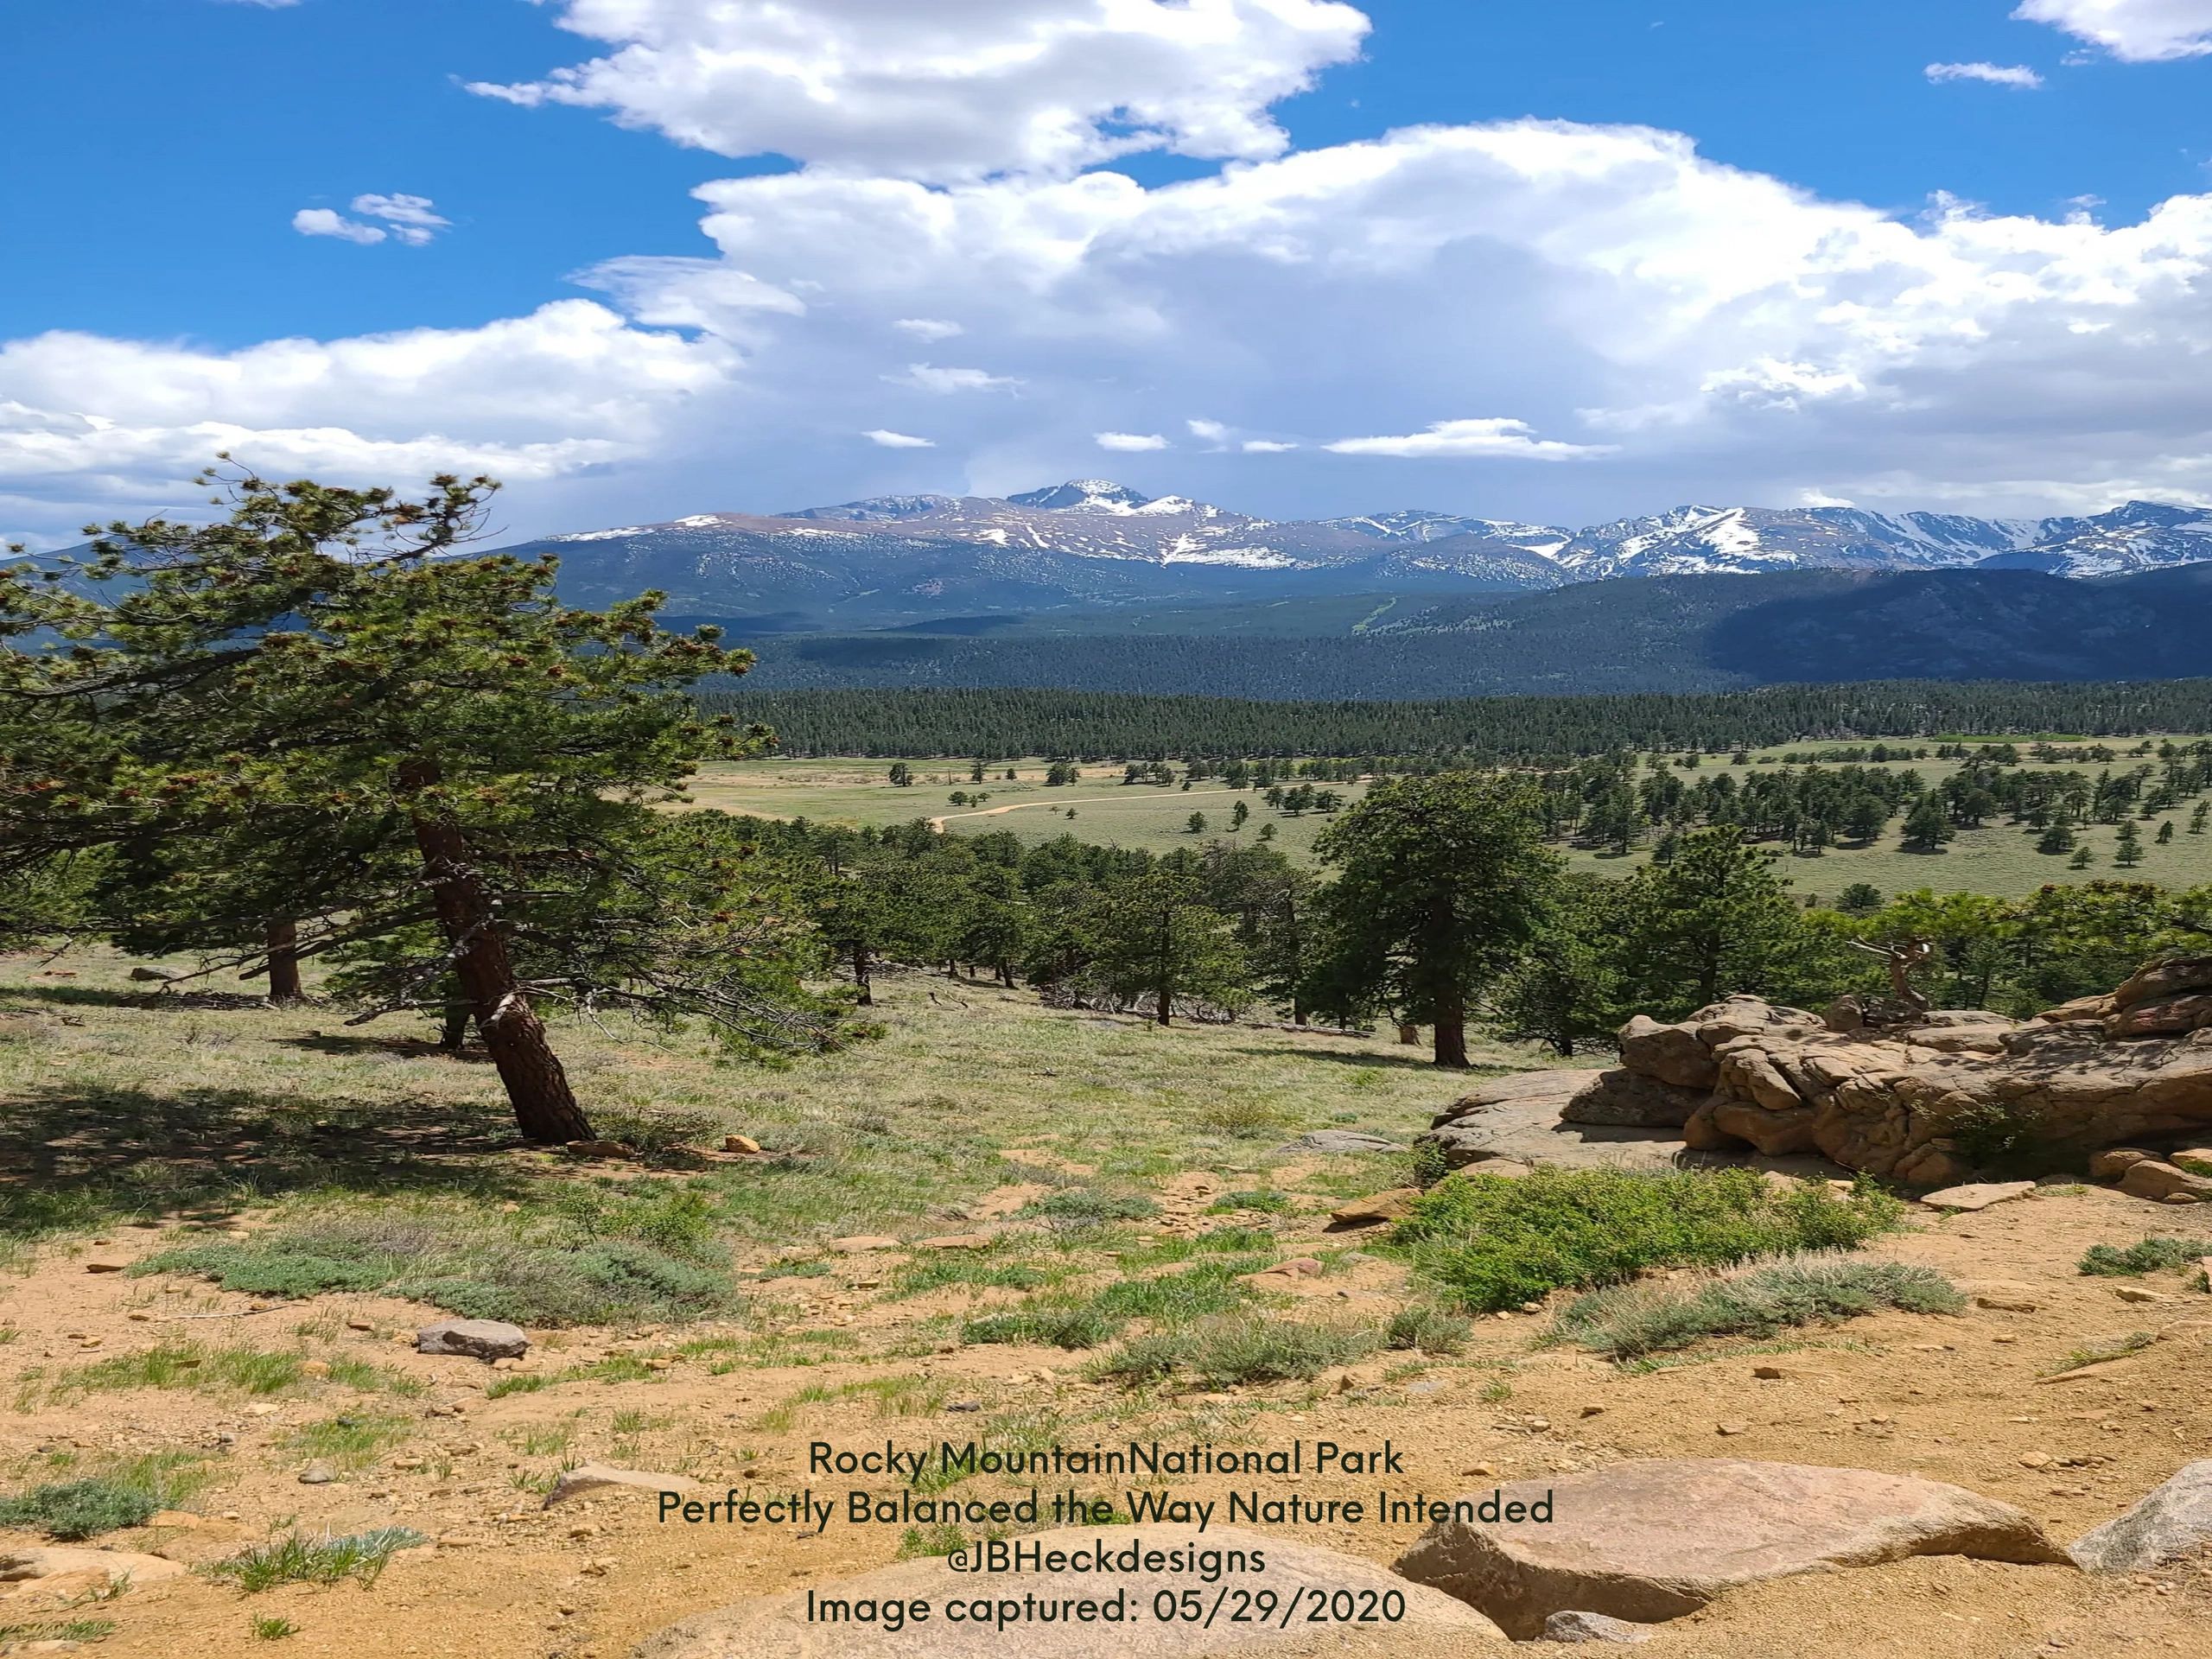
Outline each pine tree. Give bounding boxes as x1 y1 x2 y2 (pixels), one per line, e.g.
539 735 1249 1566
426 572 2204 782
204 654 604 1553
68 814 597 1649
1900 795 1955 852
1083 870 1249 1026
1230 800 1250 831
1311 773 1560 1068
2157 819 2176 845
1616 827 1841 1015
2114 819 2143 868
888 762 914 787
1186 811 1207 835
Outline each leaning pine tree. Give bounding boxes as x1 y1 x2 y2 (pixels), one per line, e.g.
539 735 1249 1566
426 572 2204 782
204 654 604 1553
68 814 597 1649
0 466 856 1142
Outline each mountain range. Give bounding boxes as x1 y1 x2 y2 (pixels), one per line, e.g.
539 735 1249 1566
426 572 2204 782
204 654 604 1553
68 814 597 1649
524 477 2212 627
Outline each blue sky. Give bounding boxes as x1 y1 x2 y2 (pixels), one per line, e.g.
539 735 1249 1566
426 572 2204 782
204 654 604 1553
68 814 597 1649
3 0 2211 542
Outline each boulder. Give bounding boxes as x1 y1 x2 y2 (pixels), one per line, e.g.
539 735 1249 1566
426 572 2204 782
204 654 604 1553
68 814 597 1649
1920 1180 2036 1213
1325 1190 1421 1230
2109 994 2212 1039
1392 1459 2067 1639
2118 1160 2212 1204
0 1548 187 1587
1542 1610 1657 1645
543 1464 702 1509
2070 1461 2212 1572
636 1526 1506 1657
2038 994 2117 1025
1559 1070 1708 1129
1617 1016 1718 1090
2088 1147 2155 1179
2113 957 2212 1009
416 1319 530 1361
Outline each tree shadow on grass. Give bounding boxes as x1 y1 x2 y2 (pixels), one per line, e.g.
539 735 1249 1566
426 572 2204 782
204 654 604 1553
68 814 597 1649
0 1082 538 1250
1220 1046 1464 1072
0 983 273 1013
271 1033 492 1064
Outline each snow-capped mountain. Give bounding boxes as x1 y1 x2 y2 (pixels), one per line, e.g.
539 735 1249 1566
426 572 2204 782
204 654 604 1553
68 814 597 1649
521 481 2212 625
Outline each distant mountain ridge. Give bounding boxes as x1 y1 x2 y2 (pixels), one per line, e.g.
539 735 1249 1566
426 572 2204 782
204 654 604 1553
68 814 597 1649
520 480 2212 626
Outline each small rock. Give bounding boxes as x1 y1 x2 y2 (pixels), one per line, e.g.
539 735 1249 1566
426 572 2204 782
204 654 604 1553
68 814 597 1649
723 1134 762 1154
2020 1453 2055 1469
2089 1147 2157 1180
2113 1285 2168 1305
563 1141 637 1160
1971 1283 2043 1313
1544 1609 1658 1644
828 1236 901 1254
1716 1422 1750 1436
1921 1181 2036 1213
80 1258 131 1274
416 1319 530 1362
1751 1364 1784 1380
1273 1130 1399 1154
298 1463 336 1485
346 1317 375 1332
915 1234 993 1250
945 1400 982 1413
437 1532 489 1548
2070 1459 2212 1571
300 1359 331 1378
1326 1190 1421 1230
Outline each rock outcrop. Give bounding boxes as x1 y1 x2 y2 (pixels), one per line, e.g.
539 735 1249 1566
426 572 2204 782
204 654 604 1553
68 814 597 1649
1393 1460 2068 1638
2069 1460 2212 1571
1421 958 2212 1188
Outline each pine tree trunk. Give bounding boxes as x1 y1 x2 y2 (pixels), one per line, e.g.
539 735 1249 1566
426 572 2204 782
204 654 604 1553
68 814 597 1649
400 761 593 1144
439 1000 472 1053
1395 1021 1420 1046
264 921 304 1004
1433 996 1470 1069
853 944 874 1007
1155 982 1173 1027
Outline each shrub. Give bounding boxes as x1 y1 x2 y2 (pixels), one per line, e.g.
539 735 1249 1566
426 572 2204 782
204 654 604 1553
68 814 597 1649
1383 1303 1472 1356
1016 1190 1158 1228
1093 1315 1376 1389
962 1301 1120 1351
1554 1256 1964 1360
1391 1167 1904 1313
1205 1192 1293 1215
2078 1236 2203 1277
0 1478 157 1540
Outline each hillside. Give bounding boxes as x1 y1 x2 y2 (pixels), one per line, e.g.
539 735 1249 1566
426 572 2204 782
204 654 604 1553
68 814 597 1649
711 569 2212 700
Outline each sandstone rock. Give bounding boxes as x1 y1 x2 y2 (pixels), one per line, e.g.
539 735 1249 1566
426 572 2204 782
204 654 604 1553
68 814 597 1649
1560 1069 1708 1129
416 1319 529 1361
80 1257 130 1274
2089 1147 2156 1179
723 1134 762 1154
126 966 166 982
2108 994 2212 1039
2069 1460 2212 1571
1968 1282 2043 1313
1543 1610 1657 1644
1274 1129 1398 1154
1393 1459 2067 1638
1618 1016 1718 1090
543 1464 703 1509
828 1236 902 1254
1240 1257 1324 1289
636 1526 1506 1656
1325 1189 1421 1230
2113 957 2212 1010
1921 1180 2036 1212
0 1548 187 1587
2118 1160 2212 1204
2039 994 2118 1025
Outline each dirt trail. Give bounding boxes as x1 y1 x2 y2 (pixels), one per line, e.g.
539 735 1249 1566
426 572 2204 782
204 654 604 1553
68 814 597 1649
930 786 1250 830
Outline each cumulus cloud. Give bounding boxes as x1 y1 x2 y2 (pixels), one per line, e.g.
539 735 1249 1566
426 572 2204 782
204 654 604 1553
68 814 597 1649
292 194 450 247
1241 439 1299 453
1186 418 1230 447
0 302 732 531
2014 0 2212 61
467 0 1371 181
893 318 963 341
1325 417 1615 461
865 429 935 448
1925 61 2046 87
1096 431 1168 451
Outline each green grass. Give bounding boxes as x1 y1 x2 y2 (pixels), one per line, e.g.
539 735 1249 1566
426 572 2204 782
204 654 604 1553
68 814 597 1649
2077 1236 2206 1276
1390 1167 1905 1313
2047 1331 2157 1375
204 1528 427 1593
1206 1190 1294 1215
36 1342 418 1406
1383 1303 1473 1355
962 1259 1265 1351
282 1414 412 1471
1553 1256 1965 1360
0 1619 117 1644
251 1615 302 1640
1016 1189 1160 1229
1093 1314 1376 1389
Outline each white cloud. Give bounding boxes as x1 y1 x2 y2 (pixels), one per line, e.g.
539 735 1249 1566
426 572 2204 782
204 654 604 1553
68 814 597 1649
1325 417 1615 461
893 318 963 342
1186 418 1230 446
0 302 732 532
215 1 301 8
467 0 1371 181
353 193 450 246
291 194 450 247
865 429 935 448
887 364 1020 393
2014 0 2212 61
1241 439 1299 453
1096 431 1169 451
1925 61 2046 88
293 207 385 245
